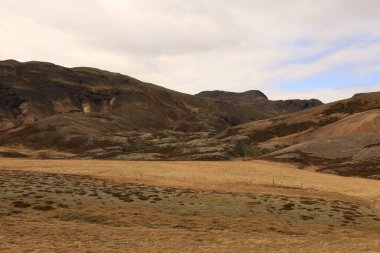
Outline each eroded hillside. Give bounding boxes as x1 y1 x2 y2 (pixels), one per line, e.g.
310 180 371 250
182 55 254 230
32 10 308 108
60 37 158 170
1 60 379 179
0 60 313 132
0 59 321 160
219 92 380 179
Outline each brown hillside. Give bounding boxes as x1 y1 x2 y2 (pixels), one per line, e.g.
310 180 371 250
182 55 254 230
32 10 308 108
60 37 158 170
1 60 379 179
219 92 380 178
0 60 312 133
0 59 323 160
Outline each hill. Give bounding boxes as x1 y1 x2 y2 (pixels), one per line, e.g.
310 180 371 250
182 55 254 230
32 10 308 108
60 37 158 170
0 59 321 160
1 59 379 179
0 60 317 133
196 90 323 113
219 92 380 179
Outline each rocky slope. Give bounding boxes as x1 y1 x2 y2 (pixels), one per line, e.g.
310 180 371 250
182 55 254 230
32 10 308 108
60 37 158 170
1 59 379 179
218 92 380 179
0 60 318 132
0 59 321 160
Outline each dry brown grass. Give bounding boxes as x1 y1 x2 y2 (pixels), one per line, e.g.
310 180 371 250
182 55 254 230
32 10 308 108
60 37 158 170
1 219 379 253
0 158 379 252
1 158 379 207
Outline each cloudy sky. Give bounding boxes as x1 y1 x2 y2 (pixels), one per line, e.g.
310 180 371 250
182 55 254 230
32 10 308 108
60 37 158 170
1 0 380 102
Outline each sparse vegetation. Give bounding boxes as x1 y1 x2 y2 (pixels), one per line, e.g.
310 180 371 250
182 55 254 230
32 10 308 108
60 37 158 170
0 159 379 252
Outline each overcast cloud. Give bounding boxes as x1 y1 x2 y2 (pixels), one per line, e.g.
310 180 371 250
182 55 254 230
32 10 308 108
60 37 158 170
1 0 380 102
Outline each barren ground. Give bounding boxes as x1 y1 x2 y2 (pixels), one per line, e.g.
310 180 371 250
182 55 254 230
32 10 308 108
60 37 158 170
0 159 379 252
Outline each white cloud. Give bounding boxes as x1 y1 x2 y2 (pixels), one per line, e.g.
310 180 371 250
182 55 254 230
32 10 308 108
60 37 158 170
0 0 380 102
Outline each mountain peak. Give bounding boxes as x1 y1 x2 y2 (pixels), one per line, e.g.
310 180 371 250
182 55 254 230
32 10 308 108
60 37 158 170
196 90 268 102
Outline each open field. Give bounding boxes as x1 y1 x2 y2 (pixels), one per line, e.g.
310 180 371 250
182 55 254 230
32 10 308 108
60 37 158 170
1 158 380 252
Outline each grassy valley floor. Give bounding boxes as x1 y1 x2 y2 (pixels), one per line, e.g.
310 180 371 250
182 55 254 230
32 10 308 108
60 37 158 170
0 159 379 252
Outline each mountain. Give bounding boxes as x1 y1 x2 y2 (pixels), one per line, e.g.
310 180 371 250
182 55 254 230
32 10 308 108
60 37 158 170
196 90 269 102
1 59 379 179
0 60 318 133
0 59 321 159
218 92 380 179
196 90 323 113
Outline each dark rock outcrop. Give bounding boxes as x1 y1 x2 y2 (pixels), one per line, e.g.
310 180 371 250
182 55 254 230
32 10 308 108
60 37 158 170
196 90 323 114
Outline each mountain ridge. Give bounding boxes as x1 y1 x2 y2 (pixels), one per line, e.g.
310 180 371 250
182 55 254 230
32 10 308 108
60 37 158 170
1 59 379 179
0 59 319 132
196 90 323 113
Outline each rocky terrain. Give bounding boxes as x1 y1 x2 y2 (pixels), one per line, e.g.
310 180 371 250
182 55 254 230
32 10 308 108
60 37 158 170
0 59 379 179
219 92 380 179
0 60 317 133
0 60 319 159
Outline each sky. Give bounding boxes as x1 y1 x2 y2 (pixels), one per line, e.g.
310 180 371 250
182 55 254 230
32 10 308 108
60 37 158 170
1 0 380 103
